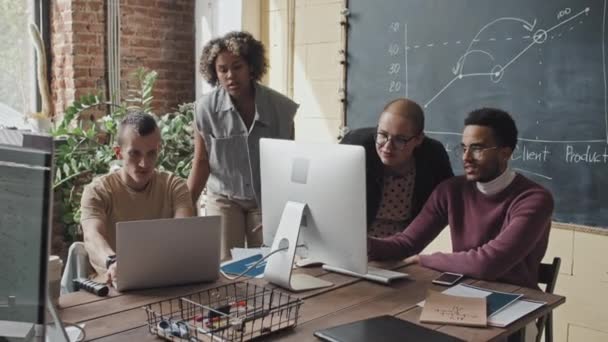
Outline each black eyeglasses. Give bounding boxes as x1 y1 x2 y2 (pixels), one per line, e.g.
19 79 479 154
457 144 498 159
374 132 418 151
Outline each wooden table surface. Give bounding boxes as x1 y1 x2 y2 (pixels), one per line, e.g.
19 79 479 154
58 263 565 341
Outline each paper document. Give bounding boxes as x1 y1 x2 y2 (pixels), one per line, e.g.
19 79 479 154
45 323 85 342
420 291 487 327
488 299 546 327
230 247 271 260
419 284 545 327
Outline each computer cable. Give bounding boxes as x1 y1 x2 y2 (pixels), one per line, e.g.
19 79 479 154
220 244 305 282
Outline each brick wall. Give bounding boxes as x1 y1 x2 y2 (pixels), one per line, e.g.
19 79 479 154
120 0 195 113
50 0 195 119
51 0 106 119
49 0 195 256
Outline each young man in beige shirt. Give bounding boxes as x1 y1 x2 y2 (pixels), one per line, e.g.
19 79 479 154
80 111 194 286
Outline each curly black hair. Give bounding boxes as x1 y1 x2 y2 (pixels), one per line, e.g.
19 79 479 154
199 31 268 86
465 108 518 150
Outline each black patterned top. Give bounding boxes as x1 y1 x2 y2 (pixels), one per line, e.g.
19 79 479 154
369 163 416 238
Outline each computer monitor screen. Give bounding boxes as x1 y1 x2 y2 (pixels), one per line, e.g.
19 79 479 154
0 144 52 324
260 138 368 274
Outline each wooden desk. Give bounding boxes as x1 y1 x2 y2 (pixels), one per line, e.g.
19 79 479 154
58 264 565 341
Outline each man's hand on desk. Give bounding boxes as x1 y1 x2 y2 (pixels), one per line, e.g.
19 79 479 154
106 262 117 287
404 254 420 265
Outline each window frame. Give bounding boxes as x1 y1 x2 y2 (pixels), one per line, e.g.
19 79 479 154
34 0 51 114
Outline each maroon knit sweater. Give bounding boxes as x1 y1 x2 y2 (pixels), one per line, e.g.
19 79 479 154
368 174 553 289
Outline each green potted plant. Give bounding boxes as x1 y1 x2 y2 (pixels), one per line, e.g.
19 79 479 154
52 67 195 245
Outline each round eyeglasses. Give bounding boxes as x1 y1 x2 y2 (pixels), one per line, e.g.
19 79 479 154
374 132 417 151
456 144 498 159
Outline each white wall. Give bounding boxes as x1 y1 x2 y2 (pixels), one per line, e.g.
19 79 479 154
194 0 261 97
195 0 216 97
292 0 344 143
262 0 344 143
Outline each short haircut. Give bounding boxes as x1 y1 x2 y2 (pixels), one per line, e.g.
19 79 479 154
382 98 425 135
464 108 518 150
199 31 268 86
116 110 158 145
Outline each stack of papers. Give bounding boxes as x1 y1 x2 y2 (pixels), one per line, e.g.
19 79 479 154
419 284 546 327
230 247 271 260
45 323 85 342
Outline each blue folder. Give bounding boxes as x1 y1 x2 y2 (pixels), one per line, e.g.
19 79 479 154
220 254 266 278
487 291 523 316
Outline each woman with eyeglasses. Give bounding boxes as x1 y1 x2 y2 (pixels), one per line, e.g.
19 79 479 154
341 98 453 238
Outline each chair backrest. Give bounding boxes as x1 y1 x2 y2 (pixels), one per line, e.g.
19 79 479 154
538 257 561 293
536 257 561 342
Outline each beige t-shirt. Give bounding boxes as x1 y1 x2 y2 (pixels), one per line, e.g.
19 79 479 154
80 170 193 276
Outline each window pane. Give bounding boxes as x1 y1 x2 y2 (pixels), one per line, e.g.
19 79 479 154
0 0 36 129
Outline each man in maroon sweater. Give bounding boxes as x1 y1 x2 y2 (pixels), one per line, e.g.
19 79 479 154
368 108 554 289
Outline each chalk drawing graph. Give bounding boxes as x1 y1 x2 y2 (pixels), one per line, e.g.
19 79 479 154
424 8 590 108
401 3 608 144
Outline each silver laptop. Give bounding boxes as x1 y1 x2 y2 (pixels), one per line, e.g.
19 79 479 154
115 216 221 291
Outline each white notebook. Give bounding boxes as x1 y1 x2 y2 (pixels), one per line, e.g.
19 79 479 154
488 299 546 327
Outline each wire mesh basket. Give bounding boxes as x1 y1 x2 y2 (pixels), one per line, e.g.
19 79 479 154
143 282 303 341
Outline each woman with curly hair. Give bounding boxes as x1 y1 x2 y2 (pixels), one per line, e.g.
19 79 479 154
188 31 299 259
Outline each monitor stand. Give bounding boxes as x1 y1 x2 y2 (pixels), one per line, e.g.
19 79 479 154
295 258 323 267
45 296 70 342
0 297 69 342
264 201 333 292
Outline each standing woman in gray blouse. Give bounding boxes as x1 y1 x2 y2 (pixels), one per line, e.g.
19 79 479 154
188 31 299 259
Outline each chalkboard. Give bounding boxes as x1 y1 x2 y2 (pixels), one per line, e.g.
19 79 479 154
346 0 608 228
0 145 52 323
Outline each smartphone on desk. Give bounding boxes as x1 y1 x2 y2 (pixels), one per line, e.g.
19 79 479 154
432 272 463 286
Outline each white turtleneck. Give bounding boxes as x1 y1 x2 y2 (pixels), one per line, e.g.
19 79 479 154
476 167 516 195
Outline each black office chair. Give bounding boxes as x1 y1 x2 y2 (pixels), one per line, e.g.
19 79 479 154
536 257 561 342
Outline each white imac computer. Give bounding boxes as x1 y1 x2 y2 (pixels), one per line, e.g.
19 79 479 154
260 138 408 292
